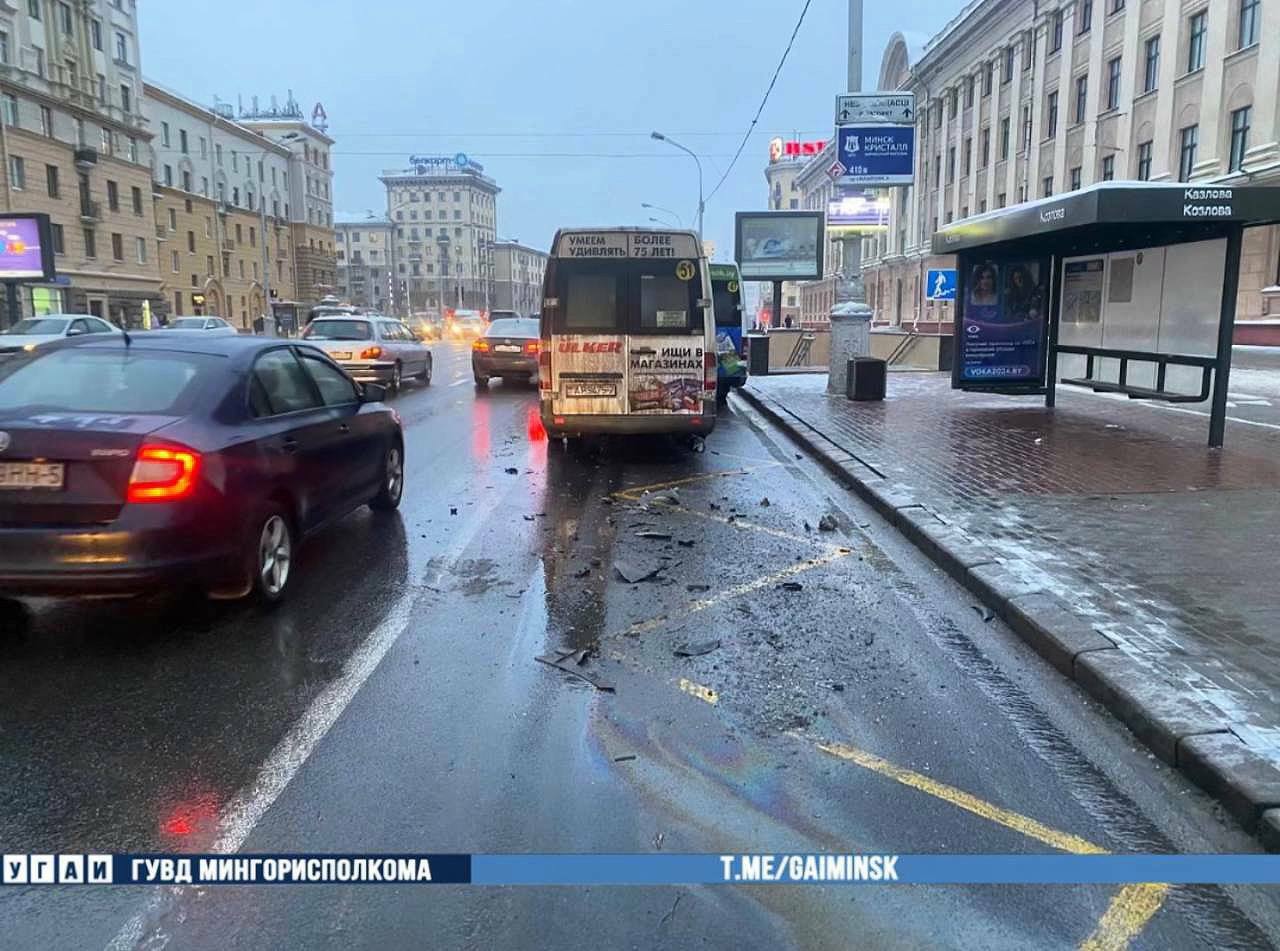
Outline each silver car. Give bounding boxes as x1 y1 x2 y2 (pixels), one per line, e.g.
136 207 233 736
164 315 238 335
300 316 433 392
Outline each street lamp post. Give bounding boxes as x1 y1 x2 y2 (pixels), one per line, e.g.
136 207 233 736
640 202 683 227
650 132 703 240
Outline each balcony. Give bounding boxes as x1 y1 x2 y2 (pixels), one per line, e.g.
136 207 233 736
154 224 168 240
74 147 98 168
222 238 235 250
79 200 101 223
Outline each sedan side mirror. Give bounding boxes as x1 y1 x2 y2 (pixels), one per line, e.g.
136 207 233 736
66 327 87 337
361 382 388 403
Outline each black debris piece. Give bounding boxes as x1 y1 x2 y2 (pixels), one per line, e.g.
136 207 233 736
818 514 838 532
971 604 995 623
677 539 695 548
614 755 637 763
534 652 614 692
760 497 771 507
636 531 674 541
686 583 710 593
504 467 519 475
777 581 803 592
615 560 662 584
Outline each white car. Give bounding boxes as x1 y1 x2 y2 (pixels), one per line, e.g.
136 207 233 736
164 315 238 335
0 314 122 355
300 315 433 392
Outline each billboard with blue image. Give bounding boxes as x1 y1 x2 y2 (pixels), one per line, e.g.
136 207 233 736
956 257 1050 386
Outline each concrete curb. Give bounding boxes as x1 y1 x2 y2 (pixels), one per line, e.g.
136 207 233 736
738 384 1280 850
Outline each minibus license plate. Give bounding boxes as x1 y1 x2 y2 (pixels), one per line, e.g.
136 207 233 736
565 381 616 398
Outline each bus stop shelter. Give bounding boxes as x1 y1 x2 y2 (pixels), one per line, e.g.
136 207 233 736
933 182 1280 447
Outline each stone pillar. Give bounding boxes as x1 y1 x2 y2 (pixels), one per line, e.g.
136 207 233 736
1192 0 1232 178
1052 3 1078 187
827 304 874 395
1081 0 1106 183
1151 0 1184 180
1247 0 1280 168
1005 38 1026 202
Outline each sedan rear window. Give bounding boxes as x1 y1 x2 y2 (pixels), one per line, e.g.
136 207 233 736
0 349 219 414
486 318 539 337
303 319 372 341
6 318 69 335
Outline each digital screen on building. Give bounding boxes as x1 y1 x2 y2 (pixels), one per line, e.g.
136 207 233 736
827 193 890 234
734 212 824 282
0 214 55 281
956 256 1050 386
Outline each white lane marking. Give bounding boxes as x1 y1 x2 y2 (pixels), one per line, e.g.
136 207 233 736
107 496 508 950
1072 387 1280 432
450 377 470 387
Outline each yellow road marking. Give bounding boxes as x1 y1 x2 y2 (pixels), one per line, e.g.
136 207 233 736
618 548 852 639
1079 884 1169 951
816 741 1107 855
816 741 1168 948
613 464 781 502
667 501 835 548
679 678 719 704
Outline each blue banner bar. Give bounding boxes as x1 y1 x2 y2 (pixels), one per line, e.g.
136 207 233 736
5 853 1280 886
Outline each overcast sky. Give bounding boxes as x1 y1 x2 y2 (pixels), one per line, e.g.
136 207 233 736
141 0 951 261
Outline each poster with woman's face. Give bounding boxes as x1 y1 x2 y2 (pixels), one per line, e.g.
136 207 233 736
959 257 1050 384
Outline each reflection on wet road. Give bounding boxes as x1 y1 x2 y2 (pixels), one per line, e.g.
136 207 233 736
1 343 1277 950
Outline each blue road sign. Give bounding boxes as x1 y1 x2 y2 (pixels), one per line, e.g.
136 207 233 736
836 125 915 185
926 268 957 300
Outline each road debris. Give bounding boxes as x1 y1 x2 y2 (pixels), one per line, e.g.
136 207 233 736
777 581 804 592
573 567 591 578
686 583 710 593
831 683 845 692
677 539 695 548
804 521 812 532
534 652 615 692
652 831 665 850
759 497 771 507
660 894 682 927
613 754 637 763
635 531 674 541
971 604 995 623
450 507 458 516
504 467 519 475
818 514 839 532
674 639 721 658
615 560 663 584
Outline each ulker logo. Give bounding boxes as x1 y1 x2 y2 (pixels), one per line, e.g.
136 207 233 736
558 341 621 354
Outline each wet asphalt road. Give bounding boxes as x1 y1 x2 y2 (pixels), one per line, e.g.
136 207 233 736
1 342 1278 950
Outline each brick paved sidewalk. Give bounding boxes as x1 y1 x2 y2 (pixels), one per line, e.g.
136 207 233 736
741 371 1280 841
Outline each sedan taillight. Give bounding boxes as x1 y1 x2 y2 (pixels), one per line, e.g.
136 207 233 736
524 340 540 355
473 339 490 352
128 444 200 503
359 346 383 360
539 349 551 391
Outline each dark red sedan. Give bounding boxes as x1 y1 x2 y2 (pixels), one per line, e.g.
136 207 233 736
0 333 404 603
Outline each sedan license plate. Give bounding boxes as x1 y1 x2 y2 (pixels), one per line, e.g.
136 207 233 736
565 381 617 398
0 461 65 490
330 351 353 360
494 344 521 353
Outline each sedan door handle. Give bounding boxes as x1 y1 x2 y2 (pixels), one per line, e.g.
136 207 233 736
337 423 350 434
280 436 300 454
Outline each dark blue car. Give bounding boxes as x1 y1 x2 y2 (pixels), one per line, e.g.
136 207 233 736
0 333 404 604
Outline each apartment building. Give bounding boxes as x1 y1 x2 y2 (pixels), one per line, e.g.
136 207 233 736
335 214 392 311
860 1 1280 340
143 82 296 326
382 156 500 315
0 0 160 324
491 239 546 315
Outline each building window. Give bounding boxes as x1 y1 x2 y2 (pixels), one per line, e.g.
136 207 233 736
84 229 96 258
44 164 58 198
136 237 147 265
1021 104 1032 150
205 217 212 238
131 185 142 215
1047 91 1059 138
1079 1 1092 33
932 155 940 187
980 127 991 167
1110 0 1124 12
7 155 23 191
1187 12 1206 72
163 165 172 186
58 2 73 34
1229 105 1251 172
1 93 16 129
111 232 123 261
1240 0 1260 48
249 227 256 248
1074 75 1088 123
114 31 128 65
182 170 191 192
106 179 118 211
1000 117 1010 159
1070 166 1082 191
91 18 102 50
27 0 39 19
1102 155 1116 180
0 32 8 66
179 129 188 154
963 137 972 175
1143 36 1160 93
997 192 1007 208
964 76 974 109
1178 124 1198 181
1105 57 1122 111
946 147 955 183
50 223 64 255
32 46 44 78
161 122 170 148
948 88 957 119
128 137 138 163
168 208 177 231
1042 176 1054 198
185 230 194 253
1051 10 1064 52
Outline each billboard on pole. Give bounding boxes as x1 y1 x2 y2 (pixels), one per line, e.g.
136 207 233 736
836 126 914 186
733 212 825 282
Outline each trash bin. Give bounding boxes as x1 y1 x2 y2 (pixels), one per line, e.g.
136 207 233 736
846 357 886 401
747 333 770 376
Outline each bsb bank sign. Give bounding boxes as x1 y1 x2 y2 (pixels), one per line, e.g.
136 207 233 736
409 153 485 175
